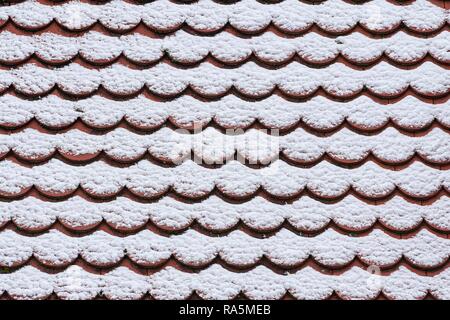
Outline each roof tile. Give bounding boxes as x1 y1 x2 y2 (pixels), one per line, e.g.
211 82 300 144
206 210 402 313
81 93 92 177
0 0 448 300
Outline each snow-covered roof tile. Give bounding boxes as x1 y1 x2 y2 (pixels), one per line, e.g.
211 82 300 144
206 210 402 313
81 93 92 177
0 0 448 300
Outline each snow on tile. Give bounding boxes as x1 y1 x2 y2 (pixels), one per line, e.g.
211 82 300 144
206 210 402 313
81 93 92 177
0 228 448 269
0 159 447 199
1 61 448 97
1 263 450 300
1 0 446 34
2 126 449 164
0 0 448 301
0 95 447 131
0 30 448 65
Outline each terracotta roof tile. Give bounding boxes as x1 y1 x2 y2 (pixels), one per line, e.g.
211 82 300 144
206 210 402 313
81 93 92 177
0 0 448 300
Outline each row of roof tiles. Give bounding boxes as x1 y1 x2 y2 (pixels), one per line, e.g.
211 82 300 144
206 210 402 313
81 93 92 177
0 0 448 300
0 62 448 98
0 30 448 67
2 265 450 300
0 0 447 34
0 127 448 166
0 95 448 132
0 194 448 234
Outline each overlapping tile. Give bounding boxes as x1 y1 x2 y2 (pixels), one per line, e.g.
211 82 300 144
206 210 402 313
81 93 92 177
0 159 448 200
0 0 448 300
0 127 448 166
0 95 448 132
0 228 449 270
1 62 448 98
1 195 449 234
0 0 447 34
0 30 448 67
2 265 450 300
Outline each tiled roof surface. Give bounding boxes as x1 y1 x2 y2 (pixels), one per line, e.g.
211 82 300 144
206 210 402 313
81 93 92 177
0 0 449 300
